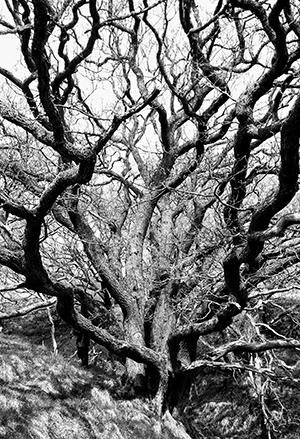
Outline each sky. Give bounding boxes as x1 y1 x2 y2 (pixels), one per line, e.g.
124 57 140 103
0 3 22 72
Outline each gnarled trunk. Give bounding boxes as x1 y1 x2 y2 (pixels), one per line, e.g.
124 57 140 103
124 313 147 392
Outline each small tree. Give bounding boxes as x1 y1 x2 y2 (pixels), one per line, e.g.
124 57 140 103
1 0 300 434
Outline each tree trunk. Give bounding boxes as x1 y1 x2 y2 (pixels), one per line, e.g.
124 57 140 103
167 337 198 413
76 331 90 367
162 410 194 439
124 314 147 393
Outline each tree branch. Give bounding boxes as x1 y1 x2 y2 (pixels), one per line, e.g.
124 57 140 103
213 338 300 359
0 98 54 147
0 298 56 320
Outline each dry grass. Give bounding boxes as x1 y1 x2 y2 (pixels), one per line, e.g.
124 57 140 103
0 334 163 439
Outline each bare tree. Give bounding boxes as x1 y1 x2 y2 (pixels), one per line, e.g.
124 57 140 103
1 0 300 435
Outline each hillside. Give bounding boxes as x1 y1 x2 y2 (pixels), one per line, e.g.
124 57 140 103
1 308 300 438
0 333 185 439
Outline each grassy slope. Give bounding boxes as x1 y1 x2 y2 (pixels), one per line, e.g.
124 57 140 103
0 334 167 439
1 307 300 438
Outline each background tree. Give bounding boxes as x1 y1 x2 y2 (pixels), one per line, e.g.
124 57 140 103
1 0 300 436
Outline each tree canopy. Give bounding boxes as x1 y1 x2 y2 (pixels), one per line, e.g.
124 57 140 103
1 0 300 436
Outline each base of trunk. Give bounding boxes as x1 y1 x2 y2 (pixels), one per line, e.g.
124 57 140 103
121 358 147 397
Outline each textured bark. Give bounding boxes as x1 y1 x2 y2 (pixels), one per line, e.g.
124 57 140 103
0 99 54 146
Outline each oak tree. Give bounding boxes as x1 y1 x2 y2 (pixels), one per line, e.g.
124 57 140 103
1 0 300 435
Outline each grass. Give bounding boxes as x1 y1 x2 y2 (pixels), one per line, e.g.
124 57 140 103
0 334 163 439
